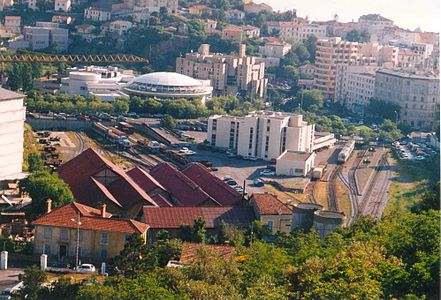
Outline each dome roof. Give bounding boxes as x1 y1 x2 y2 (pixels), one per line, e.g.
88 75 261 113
131 72 203 87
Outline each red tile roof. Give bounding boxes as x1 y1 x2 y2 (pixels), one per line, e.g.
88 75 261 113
58 148 158 210
126 166 166 193
150 163 219 206
142 206 255 229
179 243 236 264
250 193 292 215
182 163 243 206
33 203 149 234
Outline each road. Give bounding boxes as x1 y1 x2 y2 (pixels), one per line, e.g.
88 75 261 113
0 269 23 292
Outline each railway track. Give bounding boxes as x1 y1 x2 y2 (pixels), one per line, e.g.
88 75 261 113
305 181 317 204
75 132 86 154
327 165 343 211
357 153 389 218
366 155 391 219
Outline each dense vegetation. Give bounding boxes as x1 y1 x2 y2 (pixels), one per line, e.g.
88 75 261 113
20 183 440 299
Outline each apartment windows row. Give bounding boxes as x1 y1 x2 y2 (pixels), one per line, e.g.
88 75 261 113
43 227 110 245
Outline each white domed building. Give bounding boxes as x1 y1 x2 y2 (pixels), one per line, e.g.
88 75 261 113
124 72 213 103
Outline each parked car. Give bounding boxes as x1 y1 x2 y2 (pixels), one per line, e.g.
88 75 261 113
226 180 237 186
248 156 258 161
253 178 265 187
76 264 96 274
259 169 275 176
223 176 233 181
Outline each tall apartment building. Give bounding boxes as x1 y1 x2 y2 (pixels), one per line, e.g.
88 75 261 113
314 37 360 100
374 69 440 129
267 21 327 43
176 44 268 98
207 111 314 161
0 88 25 181
335 64 377 114
55 0 71 12
23 22 69 51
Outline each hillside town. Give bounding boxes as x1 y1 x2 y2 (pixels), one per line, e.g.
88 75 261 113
0 0 438 299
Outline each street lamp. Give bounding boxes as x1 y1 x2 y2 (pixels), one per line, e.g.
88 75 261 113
394 110 398 125
70 214 81 271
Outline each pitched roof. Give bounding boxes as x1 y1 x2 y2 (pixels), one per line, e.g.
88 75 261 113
149 163 219 206
0 88 24 101
250 193 292 215
142 206 255 229
126 166 166 193
182 163 242 206
179 243 236 264
33 203 149 234
58 148 158 210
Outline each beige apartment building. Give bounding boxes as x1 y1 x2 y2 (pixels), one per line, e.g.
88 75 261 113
176 44 267 98
267 21 327 44
374 69 440 129
335 64 377 114
207 111 314 161
315 37 360 100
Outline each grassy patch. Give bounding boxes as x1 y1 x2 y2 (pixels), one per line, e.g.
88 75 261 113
336 181 350 217
23 124 41 171
313 181 329 209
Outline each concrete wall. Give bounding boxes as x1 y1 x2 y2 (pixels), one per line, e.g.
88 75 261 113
258 214 292 234
276 152 315 177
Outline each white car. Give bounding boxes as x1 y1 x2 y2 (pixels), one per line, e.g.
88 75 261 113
76 264 96 274
248 156 258 161
259 169 275 176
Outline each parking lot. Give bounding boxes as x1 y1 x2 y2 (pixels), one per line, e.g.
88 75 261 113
393 140 438 161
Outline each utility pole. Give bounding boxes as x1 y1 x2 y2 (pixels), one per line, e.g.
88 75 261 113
394 110 398 126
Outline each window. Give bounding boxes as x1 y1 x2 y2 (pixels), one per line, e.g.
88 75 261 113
295 168 303 174
43 244 51 255
44 227 52 239
60 228 68 241
267 220 273 230
101 232 108 244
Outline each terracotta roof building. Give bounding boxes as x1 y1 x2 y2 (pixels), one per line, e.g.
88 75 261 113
150 163 220 207
182 163 243 206
141 206 255 242
250 193 292 234
58 148 158 218
33 202 148 262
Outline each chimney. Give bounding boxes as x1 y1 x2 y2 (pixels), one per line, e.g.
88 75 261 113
45 199 52 214
100 203 107 218
239 44 246 57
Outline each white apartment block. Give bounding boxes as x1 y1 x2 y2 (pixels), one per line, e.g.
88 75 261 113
176 44 268 98
108 20 133 35
23 22 69 51
356 14 394 35
267 21 327 43
258 41 292 59
374 69 440 129
314 37 360 100
55 0 71 12
84 7 112 22
335 64 377 114
207 112 314 161
0 88 25 181
4 16 20 27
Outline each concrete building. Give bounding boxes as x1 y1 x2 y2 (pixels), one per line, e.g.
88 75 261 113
275 150 315 177
134 0 178 14
221 25 260 43
108 20 133 35
33 202 148 262
374 69 440 129
176 44 268 98
84 6 112 22
314 37 360 100
124 72 213 103
0 0 13 11
298 63 315 77
55 0 71 12
0 88 25 181
258 41 292 59
23 22 68 51
335 64 377 114
267 21 327 43
207 111 315 161
60 66 135 101
225 9 245 21
250 193 292 234
4 16 20 28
